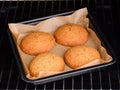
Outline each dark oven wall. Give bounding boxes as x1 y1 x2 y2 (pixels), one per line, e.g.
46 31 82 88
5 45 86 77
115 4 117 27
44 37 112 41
0 0 120 89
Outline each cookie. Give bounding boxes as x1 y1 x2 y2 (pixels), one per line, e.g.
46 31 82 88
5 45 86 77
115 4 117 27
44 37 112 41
20 31 55 55
54 24 88 46
64 45 100 69
29 52 65 77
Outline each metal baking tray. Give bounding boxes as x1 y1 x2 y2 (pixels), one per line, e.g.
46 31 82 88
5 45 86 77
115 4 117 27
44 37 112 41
7 11 117 85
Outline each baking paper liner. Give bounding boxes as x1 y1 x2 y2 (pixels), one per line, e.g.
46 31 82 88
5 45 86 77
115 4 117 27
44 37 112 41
8 8 112 80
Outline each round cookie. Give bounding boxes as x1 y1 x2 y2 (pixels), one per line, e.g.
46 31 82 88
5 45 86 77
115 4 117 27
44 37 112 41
20 31 55 55
29 52 65 77
64 45 100 69
54 24 88 46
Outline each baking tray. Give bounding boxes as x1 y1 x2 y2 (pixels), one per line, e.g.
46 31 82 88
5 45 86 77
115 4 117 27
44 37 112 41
7 11 117 85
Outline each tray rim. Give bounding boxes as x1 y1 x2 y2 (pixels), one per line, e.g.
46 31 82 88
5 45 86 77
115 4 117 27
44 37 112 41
7 10 117 85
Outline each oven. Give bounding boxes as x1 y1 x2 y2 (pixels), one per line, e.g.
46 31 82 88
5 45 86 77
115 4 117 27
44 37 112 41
0 0 120 89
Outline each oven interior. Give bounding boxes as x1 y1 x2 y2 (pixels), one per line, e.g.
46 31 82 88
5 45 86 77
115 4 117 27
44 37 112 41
0 0 120 89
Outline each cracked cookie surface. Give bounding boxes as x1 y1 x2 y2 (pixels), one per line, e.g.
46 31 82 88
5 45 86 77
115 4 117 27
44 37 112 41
64 45 100 69
54 24 88 46
20 31 55 55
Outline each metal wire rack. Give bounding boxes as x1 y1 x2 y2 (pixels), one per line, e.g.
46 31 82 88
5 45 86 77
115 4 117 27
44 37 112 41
0 0 120 89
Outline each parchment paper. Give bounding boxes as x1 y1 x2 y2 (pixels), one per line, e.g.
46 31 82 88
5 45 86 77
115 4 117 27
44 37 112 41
8 8 112 80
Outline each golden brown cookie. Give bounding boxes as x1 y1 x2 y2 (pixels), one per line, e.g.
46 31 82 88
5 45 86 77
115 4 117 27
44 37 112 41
20 31 55 55
29 52 65 77
64 45 100 69
54 24 88 46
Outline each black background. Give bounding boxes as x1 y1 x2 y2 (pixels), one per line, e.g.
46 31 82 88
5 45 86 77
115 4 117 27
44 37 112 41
0 0 120 89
